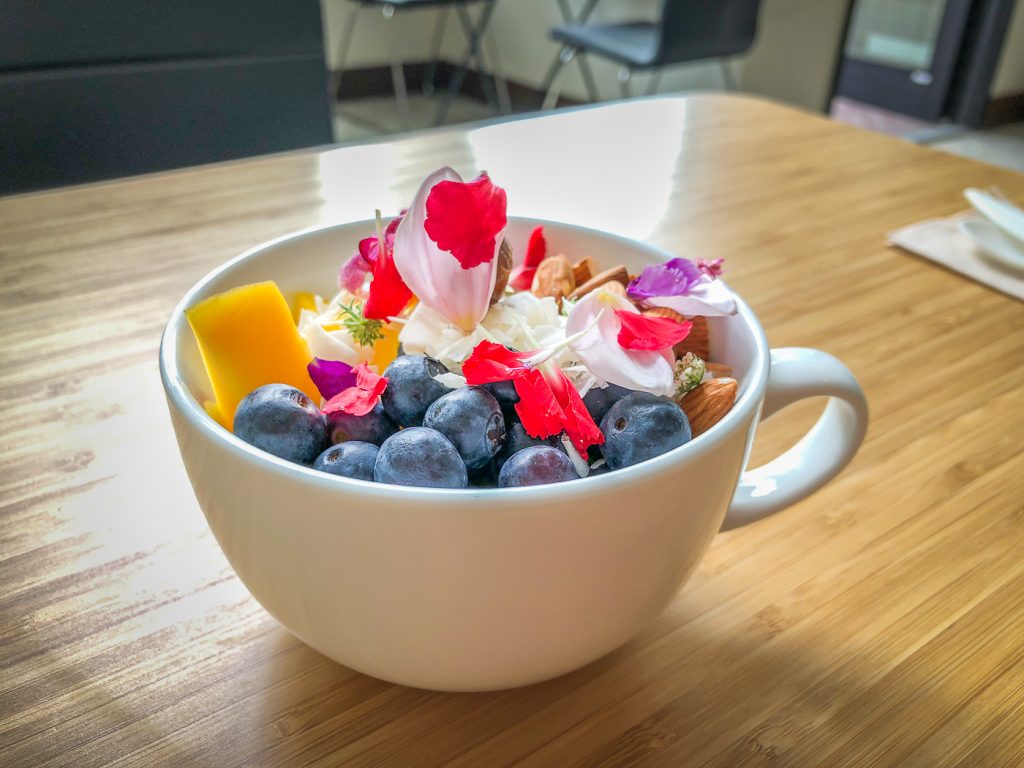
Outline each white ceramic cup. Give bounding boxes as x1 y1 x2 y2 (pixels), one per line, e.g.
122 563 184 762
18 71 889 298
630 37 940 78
160 218 868 691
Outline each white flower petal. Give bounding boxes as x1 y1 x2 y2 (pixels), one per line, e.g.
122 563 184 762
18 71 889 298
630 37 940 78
566 287 675 396
645 277 737 316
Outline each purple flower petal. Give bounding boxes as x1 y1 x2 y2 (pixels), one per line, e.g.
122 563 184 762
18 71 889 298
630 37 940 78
627 258 703 301
308 357 357 400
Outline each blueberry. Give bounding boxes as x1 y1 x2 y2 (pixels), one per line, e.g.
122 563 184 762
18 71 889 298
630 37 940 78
498 445 579 487
312 441 379 481
599 392 691 470
374 427 468 488
423 386 506 470
233 384 328 465
494 419 561 473
583 383 633 423
327 402 398 446
483 379 519 418
380 354 450 427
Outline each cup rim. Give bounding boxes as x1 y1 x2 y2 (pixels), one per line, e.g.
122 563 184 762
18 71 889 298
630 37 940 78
159 217 770 503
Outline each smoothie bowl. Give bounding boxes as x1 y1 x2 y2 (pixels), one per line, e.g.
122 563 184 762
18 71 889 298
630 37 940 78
159 168 867 691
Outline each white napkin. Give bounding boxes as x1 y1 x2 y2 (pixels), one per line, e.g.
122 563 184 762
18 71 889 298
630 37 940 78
888 212 1024 302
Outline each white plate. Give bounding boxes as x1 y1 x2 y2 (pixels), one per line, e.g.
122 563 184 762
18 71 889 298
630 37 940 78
964 188 1024 248
959 218 1024 272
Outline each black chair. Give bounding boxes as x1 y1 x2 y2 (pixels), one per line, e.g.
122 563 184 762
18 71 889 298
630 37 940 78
541 0 762 109
334 0 509 126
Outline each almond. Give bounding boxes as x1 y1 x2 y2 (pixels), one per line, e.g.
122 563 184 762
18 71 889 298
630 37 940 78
489 238 514 305
643 306 686 322
566 266 629 301
677 377 737 436
572 257 595 285
674 315 709 359
531 255 575 304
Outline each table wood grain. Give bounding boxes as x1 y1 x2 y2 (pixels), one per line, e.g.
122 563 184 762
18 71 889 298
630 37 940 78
2 95 1023 768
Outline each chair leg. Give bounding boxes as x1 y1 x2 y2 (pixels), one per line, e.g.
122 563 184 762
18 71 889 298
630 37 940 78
719 58 736 91
423 7 449 97
386 8 409 121
456 4 501 114
577 52 601 103
484 18 512 113
645 68 663 97
334 2 361 98
618 67 632 99
435 0 497 125
542 47 576 110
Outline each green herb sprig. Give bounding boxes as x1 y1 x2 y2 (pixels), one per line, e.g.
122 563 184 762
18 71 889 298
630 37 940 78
335 300 385 347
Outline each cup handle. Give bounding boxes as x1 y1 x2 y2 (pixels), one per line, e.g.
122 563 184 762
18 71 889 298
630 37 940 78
721 348 868 531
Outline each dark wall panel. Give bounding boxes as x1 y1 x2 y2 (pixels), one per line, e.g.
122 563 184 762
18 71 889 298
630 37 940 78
0 1 327 69
0 57 333 194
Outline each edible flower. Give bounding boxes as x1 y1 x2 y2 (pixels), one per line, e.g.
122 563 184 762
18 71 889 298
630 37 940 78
307 357 357 400
394 167 506 332
362 212 413 320
697 258 724 277
614 310 692 351
463 340 603 453
566 286 676 395
508 226 547 291
627 257 737 317
322 363 388 417
424 172 507 269
674 352 706 396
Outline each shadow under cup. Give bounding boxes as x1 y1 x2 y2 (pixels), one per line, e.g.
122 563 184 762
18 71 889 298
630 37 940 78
161 218 771 691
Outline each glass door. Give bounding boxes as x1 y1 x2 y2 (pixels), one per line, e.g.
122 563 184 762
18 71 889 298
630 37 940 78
834 0 974 120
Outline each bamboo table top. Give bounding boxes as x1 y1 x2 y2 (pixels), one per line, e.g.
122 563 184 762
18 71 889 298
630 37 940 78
2 95 1023 768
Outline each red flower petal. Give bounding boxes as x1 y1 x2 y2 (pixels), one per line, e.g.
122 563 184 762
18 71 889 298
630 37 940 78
549 371 604 452
509 226 547 290
462 340 532 384
462 340 602 452
322 363 388 417
363 217 413 320
514 368 603 452
513 369 563 439
424 173 508 270
615 310 692 351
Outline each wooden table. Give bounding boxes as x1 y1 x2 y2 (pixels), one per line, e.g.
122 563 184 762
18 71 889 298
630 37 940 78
2 95 1023 768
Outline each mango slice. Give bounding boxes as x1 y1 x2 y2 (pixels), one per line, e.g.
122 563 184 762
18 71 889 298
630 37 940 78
292 291 319 323
371 322 402 371
186 281 318 430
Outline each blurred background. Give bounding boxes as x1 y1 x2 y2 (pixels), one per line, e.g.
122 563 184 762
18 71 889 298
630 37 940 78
1 0 1022 195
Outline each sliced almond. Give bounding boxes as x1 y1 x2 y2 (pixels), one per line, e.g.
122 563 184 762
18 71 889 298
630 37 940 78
678 377 737 437
572 257 595 285
531 255 575 304
489 238 514 305
566 266 629 301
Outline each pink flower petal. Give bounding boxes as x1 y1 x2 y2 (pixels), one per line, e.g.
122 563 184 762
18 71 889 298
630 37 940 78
322 363 388 417
393 167 500 332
